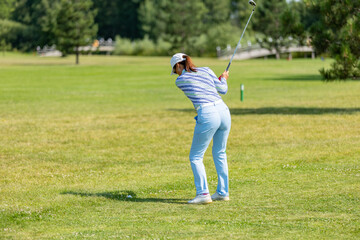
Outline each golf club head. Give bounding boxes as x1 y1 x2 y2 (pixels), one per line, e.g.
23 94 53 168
248 0 256 7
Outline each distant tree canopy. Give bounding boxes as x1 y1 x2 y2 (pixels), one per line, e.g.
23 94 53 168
0 0 255 53
253 0 307 58
0 0 358 79
0 0 16 19
55 0 97 64
92 0 141 40
306 0 360 80
138 0 234 54
4 0 97 64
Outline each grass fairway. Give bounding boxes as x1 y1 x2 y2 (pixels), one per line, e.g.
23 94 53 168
0 54 359 239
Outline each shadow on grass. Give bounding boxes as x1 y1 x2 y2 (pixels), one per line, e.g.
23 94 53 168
61 190 187 204
266 74 323 81
230 107 360 115
168 107 360 115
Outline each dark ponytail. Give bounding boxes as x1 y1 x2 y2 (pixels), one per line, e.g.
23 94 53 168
179 55 197 73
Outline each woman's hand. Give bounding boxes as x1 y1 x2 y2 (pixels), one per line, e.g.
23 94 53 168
220 70 229 80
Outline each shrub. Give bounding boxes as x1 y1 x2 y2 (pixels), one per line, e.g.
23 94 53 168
186 34 208 57
320 58 360 81
155 38 171 56
133 35 155 56
0 19 29 50
205 23 242 57
309 1 360 81
114 36 134 55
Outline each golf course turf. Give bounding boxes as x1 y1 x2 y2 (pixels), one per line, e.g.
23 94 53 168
1 54 359 239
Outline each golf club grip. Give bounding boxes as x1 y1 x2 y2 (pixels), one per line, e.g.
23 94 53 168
226 62 231 72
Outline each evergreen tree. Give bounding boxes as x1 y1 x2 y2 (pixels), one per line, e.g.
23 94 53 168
280 3 306 46
253 0 288 58
10 0 57 50
306 0 360 80
0 0 16 54
165 0 208 52
139 0 208 53
93 0 141 40
202 0 230 27
32 0 59 47
230 0 254 30
139 0 234 55
55 0 98 64
0 0 15 19
11 0 42 27
138 0 168 41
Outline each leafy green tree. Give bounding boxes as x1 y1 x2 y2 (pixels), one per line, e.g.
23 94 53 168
289 0 316 31
230 0 255 30
203 23 242 57
93 0 141 40
55 0 98 64
0 0 15 19
306 0 360 80
138 0 168 41
280 3 306 46
0 19 29 51
10 0 57 50
253 0 290 58
139 0 208 53
0 0 15 53
166 0 208 52
34 0 59 47
0 20 11 55
202 0 230 27
139 0 233 55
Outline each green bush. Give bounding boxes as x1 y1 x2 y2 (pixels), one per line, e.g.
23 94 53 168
155 38 171 56
0 19 24 42
114 36 134 55
186 34 208 57
114 29 246 57
0 19 35 51
205 23 242 57
320 37 360 81
133 35 155 56
309 1 360 81
0 39 11 54
114 35 172 56
320 59 360 81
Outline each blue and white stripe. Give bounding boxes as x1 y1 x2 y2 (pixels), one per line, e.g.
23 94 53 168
175 67 228 109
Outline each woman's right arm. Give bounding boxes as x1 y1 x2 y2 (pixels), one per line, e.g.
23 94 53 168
207 68 228 94
219 70 229 81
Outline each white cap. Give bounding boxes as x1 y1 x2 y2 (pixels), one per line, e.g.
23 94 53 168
170 53 187 75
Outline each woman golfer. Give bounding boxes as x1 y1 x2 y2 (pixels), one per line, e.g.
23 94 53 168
170 53 231 204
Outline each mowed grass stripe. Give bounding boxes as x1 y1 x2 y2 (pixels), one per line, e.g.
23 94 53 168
0 54 359 239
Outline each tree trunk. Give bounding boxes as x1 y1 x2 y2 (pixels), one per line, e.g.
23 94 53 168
1 40 5 56
276 52 280 60
76 46 79 65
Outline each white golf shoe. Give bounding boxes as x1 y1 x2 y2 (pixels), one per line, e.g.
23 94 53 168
187 194 212 204
211 192 230 201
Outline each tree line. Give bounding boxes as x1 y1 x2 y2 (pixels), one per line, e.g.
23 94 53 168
0 0 359 80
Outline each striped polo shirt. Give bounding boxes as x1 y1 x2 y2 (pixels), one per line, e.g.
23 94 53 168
175 67 228 109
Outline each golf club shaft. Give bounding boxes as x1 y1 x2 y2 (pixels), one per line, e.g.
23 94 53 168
226 8 255 72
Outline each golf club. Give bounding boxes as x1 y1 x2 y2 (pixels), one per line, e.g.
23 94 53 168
225 0 256 72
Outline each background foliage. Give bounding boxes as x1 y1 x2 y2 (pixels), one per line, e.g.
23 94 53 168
0 0 359 79
305 0 360 80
